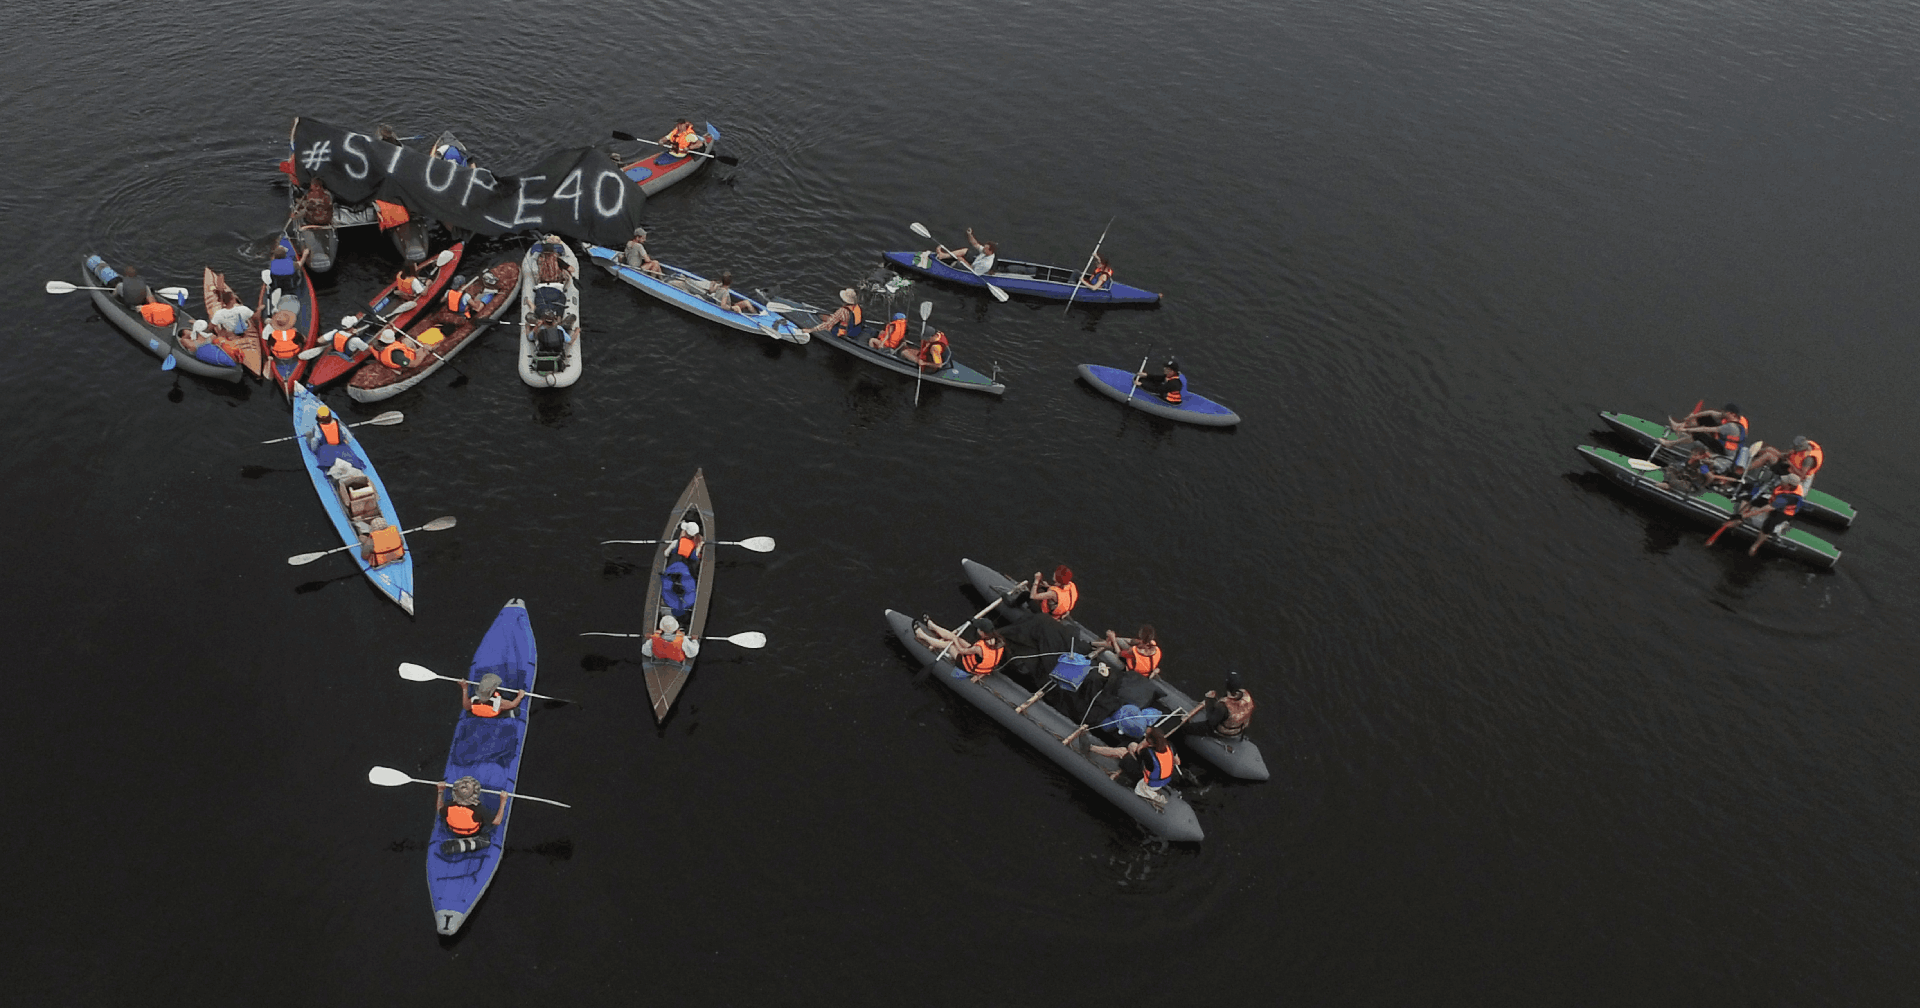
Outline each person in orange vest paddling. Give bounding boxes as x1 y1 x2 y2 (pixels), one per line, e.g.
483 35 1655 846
460 671 527 719
1028 566 1079 620
1748 435 1824 489
360 517 406 567
659 119 707 156
911 617 1008 683
642 614 701 662
436 776 508 850
1134 359 1187 405
1091 624 1162 677
1089 726 1181 806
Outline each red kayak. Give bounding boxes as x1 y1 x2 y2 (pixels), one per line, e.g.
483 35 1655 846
304 242 465 388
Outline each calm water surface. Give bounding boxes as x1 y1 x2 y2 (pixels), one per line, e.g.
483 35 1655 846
8 0 1920 1004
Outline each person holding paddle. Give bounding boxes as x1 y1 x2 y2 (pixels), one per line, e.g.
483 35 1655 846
1134 359 1187 405
1091 624 1162 677
1029 566 1079 620
1079 253 1115 290
1089 726 1181 806
802 289 864 339
461 672 526 719
935 227 996 275
436 776 508 849
659 118 707 156
912 617 1007 683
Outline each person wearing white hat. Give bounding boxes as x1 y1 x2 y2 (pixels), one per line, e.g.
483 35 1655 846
643 613 700 661
666 520 704 562
803 288 864 339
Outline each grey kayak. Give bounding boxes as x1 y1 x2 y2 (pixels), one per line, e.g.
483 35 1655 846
884 609 1204 842
961 558 1268 781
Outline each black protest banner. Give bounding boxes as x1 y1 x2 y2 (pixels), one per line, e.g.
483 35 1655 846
288 118 644 247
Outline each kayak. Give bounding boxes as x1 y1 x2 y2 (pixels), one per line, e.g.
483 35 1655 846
347 253 522 402
636 470 717 723
427 598 539 935
620 122 719 195
765 297 1007 395
1577 444 1841 568
80 255 244 381
260 237 321 399
201 268 264 377
883 609 1205 841
583 244 806 343
305 242 465 388
960 559 1269 781
1077 364 1239 426
1597 411 1856 528
882 250 1161 304
290 384 417 612
519 240 583 388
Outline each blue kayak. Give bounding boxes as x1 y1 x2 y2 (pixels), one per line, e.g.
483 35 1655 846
291 385 416 613
883 251 1161 304
583 244 807 343
427 599 539 935
1077 364 1240 426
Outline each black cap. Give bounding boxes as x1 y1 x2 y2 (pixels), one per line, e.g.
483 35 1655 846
1165 357 1182 373
971 618 995 635
1723 403 1740 414
1223 670 1243 692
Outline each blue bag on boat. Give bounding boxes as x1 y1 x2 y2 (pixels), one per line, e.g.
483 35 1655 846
1049 652 1093 692
193 343 236 367
1110 705 1163 739
659 559 696 619
533 285 566 318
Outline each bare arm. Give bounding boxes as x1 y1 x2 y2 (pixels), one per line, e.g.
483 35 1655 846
492 795 510 826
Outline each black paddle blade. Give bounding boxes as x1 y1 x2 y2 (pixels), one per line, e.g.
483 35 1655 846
239 465 278 479
713 154 741 166
610 130 638 142
448 373 469 389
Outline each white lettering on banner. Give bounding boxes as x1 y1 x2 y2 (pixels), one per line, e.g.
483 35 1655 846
484 175 547 229
423 155 458 194
592 170 626 219
381 141 405 174
461 168 497 207
341 133 371 180
550 168 584 222
300 141 332 171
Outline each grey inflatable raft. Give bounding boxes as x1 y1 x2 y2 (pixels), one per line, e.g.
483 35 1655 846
961 558 1268 781
884 609 1204 842
81 255 244 381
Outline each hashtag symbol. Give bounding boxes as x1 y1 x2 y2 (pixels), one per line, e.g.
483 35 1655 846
301 141 333 171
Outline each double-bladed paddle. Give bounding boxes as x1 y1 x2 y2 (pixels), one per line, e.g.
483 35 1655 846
366 766 571 808
286 515 457 565
599 535 775 552
908 223 1009 302
912 301 934 406
1063 216 1115 314
396 662 575 704
295 306 417 361
577 630 767 648
608 130 740 165
259 410 403 443
45 281 190 298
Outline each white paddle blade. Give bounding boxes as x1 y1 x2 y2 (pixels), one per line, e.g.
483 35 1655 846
367 766 417 787
286 551 328 566
918 301 933 320
158 287 189 299
734 536 776 552
1626 459 1661 471
393 300 418 315
909 222 933 239
435 249 456 266
397 662 441 682
365 411 405 425
418 515 458 532
44 280 78 293
986 284 1009 302
720 632 767 648
260 270 272 286
296 346 326 360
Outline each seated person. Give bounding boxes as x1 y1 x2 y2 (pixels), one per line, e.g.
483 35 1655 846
268 242 308 299
1028 566 1079 620
209 288 255 336
462 671 526 718
534 236 571 283
531 320 572 358
642 614 701 662
1748 435 1823 488
373 330 416 371
1664 443 1739 494
179 320 237 366
621 227 664 275
306 404 364 469
391 262 429 297
1663 403 1748 461
292 178 334 227
431 141 468 166
1738 473 1804 557
708 271 751 314
802 289 863 338
1080 253 1115 290
912 616 1007 682
1185 672 1255 738
902 329 950 371
1091 624 1162 677
436 776 507 848
660 119 706 156
1135 359 1187 404
667 521 704 562
359 517 406 568
868 313 910 352
115 266 152 307
935 228 997 275
1089 726 1180 804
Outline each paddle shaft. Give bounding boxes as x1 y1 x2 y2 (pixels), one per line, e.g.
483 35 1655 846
1063 216 1115 314
618 132 722 161
914 224 1009 301
259 413 399 444
932 596 1008 665
429 672 570 703
288 517 451 564
1123 347 1152 405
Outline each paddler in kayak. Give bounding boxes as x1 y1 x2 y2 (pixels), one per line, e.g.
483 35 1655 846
359 516 406 568
934 228 996 275
436 776 508 853
1663 404 1750 465
1090 624 1161 677
802 289 864 339
706 272 753 315
1728 472 1805 556
1078 253 1115 291
1134 359 1187 405
1028 565 1079 620
267 241 308 301
665 521 704 563
1749 436 1824 488
319 315 372 356
912 617 1008 682
371 330 417 372
462 671 527 718
1089 726 1181 806
209 287 255 337
179 320 239 367
867 313 910 352
659 118 708 156
306 405 365 470
620 227 664 276
643 614 701 661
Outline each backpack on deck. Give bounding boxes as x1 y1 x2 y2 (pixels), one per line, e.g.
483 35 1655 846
659 559 696 619
1110 705 1163 739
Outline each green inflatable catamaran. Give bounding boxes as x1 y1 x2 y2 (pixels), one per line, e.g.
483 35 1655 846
1577 444 1841 568
1598 411 1856 527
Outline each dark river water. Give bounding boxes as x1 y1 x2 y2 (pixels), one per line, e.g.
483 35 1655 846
10 0 1920 1004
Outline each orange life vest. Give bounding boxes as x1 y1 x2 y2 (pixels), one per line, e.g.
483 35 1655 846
1085 265 1114 287
666 123 699 153
1040 580 1078 618
831 304 863 340
1769 483 1805 516
961 638 1004 675
918 332 950 368
1123 644 1160 675
446 289 469 314
375 341 414 369
1789 440 1823 479
1141 744 1176 788
367 523 405 565
329 327 356 353
444 804 484 836
375 199 410 231
316 417 343 445
266 327 301 359
137 301 176 326
875 318 908 349
650 631 688 662
468 698 501 718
